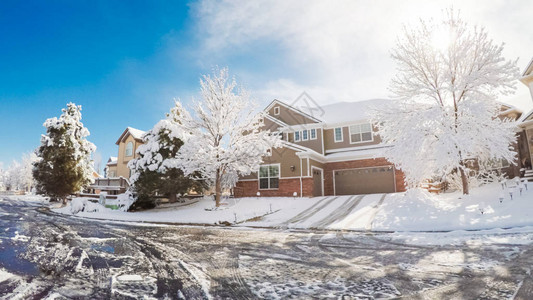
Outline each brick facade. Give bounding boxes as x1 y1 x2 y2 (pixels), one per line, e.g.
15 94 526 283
234 158 406 198
234 178 314 198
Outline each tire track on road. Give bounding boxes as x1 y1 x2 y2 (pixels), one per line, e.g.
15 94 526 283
310 195 365 229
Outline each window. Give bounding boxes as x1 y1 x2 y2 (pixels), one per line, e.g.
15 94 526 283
302 130 308 141
334 127 343 142
274 106 280 115
501 159 510 168
294 131 301 142
488 158 510 169
259 164 280 189
349 123 373 143
125 141 133 156
310 129 317 140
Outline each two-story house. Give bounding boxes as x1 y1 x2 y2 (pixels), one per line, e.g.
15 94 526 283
234 96 526 198
235 99 406 197
88 127 145 196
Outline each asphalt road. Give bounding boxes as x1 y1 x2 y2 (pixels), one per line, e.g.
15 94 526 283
0 197 532 299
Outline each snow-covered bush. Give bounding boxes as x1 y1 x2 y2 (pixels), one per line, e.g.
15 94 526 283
128 107 207 206
116 191 136 212
445 169 507 191
70 198 103 214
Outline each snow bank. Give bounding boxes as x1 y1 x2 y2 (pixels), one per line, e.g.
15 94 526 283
54 197 109 215
53 195 313 226
372 182 533 231
45 182 533 233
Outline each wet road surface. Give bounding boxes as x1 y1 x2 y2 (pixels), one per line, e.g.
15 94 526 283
0 197 532 299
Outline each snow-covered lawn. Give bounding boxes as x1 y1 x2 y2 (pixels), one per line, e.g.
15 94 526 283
53 196 318 226
39 181 533 232
371 182 533 231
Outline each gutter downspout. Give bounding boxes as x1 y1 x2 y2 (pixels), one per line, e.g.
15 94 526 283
300 158 303 197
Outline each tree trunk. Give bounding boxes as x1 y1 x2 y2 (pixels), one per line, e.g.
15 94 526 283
215 170 222 207
62 197 67 207
459 167 469 195
169 192 177 203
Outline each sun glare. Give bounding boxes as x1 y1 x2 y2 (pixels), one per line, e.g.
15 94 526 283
431 24 451 53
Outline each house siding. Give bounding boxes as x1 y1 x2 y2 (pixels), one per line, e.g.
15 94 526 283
288 129 324 154
323 125 382 152
235 178 314 197
116 134 143 179
268 103 319 125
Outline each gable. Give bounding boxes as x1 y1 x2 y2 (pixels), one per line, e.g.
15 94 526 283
115 127 145 145
265 100 321 126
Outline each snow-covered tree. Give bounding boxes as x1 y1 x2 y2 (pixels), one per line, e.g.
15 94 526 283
373 10 520 194
172 68 282 206
5 160 22 191
33 103 96 204
19 152 38 192
128 107 207 209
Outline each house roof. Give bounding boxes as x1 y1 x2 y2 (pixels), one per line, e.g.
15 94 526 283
115 127 145 145
523 56 533 77
299 99 393 125
106 156 118 165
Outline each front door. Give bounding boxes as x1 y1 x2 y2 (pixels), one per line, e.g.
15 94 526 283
312 168 323 197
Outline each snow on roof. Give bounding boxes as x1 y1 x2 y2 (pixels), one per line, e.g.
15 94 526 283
299 99 393 125
115 127 146 145
107 156 118 165
325 147 387 161
127 127 145 140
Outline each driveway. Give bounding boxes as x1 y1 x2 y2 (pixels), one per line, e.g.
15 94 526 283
277 193 388 230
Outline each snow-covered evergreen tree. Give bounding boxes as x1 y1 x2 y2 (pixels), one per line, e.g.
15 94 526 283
128 106 207 209
373 10 520 194
172 68 282 206
33 103 96 203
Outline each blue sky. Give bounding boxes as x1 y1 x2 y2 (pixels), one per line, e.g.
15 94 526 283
1 0 532 170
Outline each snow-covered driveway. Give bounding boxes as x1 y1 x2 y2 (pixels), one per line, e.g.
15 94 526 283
1 196 533 299
251 193 388 231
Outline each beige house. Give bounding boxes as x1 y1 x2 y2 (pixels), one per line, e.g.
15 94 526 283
88 127 146 196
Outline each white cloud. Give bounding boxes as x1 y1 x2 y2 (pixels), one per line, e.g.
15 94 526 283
191 0 533 108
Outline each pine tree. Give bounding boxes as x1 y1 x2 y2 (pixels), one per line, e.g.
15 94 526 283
33 103 96 204
128 105 207 210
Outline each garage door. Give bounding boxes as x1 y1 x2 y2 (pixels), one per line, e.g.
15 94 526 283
334 166 395 195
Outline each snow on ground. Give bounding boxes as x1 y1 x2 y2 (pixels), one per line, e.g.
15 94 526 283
372 182 533 231
44 181 533 233
53 196 316 225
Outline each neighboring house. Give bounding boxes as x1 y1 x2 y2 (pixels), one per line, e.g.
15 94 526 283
104 157 117 178
87 127 145 197
517 57 533 177
235 99 406 197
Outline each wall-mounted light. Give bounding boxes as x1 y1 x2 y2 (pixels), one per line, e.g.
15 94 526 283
290 165 296 172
